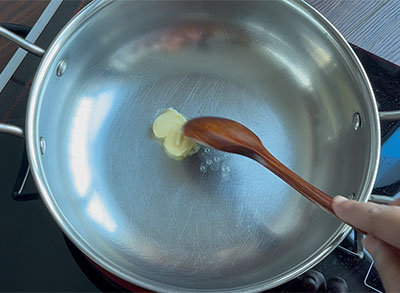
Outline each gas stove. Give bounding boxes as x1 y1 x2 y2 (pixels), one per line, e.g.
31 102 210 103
1 0 399 292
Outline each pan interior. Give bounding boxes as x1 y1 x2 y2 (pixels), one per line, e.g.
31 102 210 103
31 0 377 290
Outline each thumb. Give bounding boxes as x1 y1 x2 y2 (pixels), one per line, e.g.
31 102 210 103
332 196 400 292
332 195 400 248
331 195 364 230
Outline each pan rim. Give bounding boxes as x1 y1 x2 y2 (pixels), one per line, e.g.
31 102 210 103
25 0 380 292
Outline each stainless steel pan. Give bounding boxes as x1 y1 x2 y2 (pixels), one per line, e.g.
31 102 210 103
1 0 400 291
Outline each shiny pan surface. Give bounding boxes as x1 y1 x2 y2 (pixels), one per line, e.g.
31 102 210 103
26 0 379 291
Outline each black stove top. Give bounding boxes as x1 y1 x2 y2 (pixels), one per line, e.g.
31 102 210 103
1 1 400 292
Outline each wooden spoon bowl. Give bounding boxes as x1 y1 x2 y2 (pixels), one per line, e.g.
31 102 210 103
184 117 334 214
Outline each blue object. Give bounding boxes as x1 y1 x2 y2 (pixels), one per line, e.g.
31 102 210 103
375 126 400 188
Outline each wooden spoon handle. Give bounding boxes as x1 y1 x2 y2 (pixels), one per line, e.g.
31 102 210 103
255 149 334 215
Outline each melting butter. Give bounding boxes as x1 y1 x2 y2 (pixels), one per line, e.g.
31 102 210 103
152 108 199 160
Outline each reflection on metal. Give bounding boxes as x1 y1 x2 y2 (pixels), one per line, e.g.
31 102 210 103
369 194 398 204
17 166 31 195
56 59 67 76
0 26 45 57
69 98 93 197
39 137 46 155
305 36 332 68
0 123 24 138
87 193 116 232
353 112 361 131
364 261 383 293
337 229 364 259
259 31 313 90
88 91 113 141
23 0 381 290
379 111 400 120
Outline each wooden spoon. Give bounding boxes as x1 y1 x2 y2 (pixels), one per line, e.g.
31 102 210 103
184 117 334 214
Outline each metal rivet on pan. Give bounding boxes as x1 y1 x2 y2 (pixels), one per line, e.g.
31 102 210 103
352 113 361 131
56 60 67 77
39 137 46 155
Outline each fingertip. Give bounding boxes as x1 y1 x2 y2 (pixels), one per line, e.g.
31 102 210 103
332 195 348 215
333 195 348 205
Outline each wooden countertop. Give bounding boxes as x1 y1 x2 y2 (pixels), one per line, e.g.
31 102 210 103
0 0 399 74
306 0 400 65
0 0 49 72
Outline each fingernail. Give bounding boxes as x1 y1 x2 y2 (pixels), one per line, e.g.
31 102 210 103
333 195 348 204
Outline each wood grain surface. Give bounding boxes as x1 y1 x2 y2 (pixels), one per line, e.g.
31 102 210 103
0 0 49 72
306 0 400 65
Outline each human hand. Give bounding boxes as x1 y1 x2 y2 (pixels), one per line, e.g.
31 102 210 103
333 195 400 292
